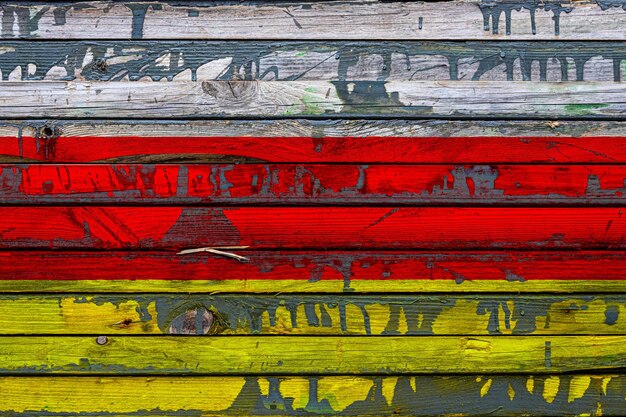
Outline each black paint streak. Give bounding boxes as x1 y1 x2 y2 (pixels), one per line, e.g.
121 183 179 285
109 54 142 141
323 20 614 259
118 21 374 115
0 41 624 83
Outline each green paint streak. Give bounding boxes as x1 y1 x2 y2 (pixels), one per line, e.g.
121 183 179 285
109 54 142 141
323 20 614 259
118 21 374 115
564 103 609 116
300 94 324 115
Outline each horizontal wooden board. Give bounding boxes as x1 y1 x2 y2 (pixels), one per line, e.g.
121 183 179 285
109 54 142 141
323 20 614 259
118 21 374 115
3 207 626 249
1 335 625 374
4 293 626 336
2 40 626 82
6 120 626 164
3 250 626 293
3 1 626 40
1 80 624 118
0 375 623 416
6 163 626 205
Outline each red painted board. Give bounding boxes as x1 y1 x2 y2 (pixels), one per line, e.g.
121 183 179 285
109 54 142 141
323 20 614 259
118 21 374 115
1 250 624 282
0 207 625 249
2 164 626 205
4 136 626 163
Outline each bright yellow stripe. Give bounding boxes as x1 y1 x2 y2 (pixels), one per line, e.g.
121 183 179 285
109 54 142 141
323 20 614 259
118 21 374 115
0 375 621 414
0 279 624 292
0 294 624 336
0 336 624 374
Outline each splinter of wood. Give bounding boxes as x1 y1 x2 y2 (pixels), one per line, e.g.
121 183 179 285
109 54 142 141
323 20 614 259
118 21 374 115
177 246 250 263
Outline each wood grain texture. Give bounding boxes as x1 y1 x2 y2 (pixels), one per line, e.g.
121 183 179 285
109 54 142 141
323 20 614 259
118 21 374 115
2 207 626 249
6 120 626 164
3 1 626 41
3 293 626 336
0 375 622 416
6 163 626 205
0 374 624 416
3 251 626 293
1 335 625 374
2 40 626 83
0 80 624 118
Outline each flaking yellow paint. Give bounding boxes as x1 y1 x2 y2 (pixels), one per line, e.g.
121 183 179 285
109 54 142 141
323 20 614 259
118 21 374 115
0 377 245 412
543 376 560 404
276 378 310 410
480 378 492 397
432 299 489 335
568 376 591 403
258 378 269 396
382 377 399 405
526 376 535 394
4 279 626 293
318 377 373 410
61 297 160 334
507 384 515 401
601 377 612 395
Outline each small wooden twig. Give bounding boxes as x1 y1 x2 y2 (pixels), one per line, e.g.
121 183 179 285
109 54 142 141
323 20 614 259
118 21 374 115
176 246 250 263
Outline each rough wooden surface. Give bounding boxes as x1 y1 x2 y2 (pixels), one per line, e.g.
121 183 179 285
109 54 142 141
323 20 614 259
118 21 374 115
7 119 626 139
0 375 624 416
0 80 624 118
2 40 626 82
3 1 626 41
1 335 626 374
2 251 626 293
3 1 626 414
2 294 625 336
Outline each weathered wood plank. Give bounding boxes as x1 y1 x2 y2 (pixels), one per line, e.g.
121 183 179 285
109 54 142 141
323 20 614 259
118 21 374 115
2 207 626 249
3 294 626 336
1 335 625 374
0 375 623 416
5 163 626 205
2 251 626 293
3 1 626 41
2 40 626 82
5 120 626 164
1 80 624 118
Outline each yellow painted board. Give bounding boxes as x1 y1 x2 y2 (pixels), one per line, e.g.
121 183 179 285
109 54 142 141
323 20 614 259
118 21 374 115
0 336 625 374
0 294 624 336
0 375 623 415
1 279 626 293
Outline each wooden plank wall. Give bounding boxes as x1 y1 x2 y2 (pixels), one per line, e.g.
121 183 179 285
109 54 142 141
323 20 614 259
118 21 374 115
1 0 626 415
